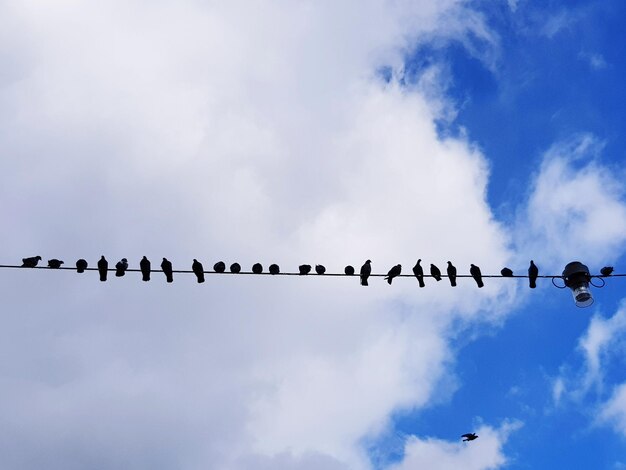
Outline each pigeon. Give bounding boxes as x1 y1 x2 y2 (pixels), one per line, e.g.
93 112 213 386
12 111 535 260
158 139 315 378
115 258 128 277
192 259 205 283
48 259 64 269
462 433 478 442
447 261 457 287
360 260 372 286
269 264 280 275
601 266 614 276
430 263 442 281
315 264 326 275
161 258 173 282
97 256 108 281
385 264 402 284
230 263 241 273
500 267 513 277
140 256 151 281
412 259 425 287
213 261 226 273
344 265 355 276
528 260 538 289
252 263 263 274
299 264 312 275
76 259 88 273
21 256 42 268
470 264 484 288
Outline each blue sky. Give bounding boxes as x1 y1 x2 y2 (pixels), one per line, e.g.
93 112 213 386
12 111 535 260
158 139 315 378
2 1 626 469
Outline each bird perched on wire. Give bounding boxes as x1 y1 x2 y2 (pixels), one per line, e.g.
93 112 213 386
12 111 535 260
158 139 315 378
462 433 478 442
192 259 205 283
269 264 280 275
500 267 513 277
360 260 371 286
412 259 425 287
161 258 173 282
315 264 326 275
447 261 457 287
430 263 442 281
299 264 312 275
213 261 226 273
21 256 42 268
115 258 128 277
344 265 355 276
385 264 402 284
98 256 108 281
140 256 151 281
528 260 538 288
601 266 614 276
252 263 263 274
470 264 484 288
48 259 64 269
76 259 88 273
230 263 241 274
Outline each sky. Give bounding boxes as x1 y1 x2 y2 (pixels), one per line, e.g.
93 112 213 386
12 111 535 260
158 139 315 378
1 0 626 468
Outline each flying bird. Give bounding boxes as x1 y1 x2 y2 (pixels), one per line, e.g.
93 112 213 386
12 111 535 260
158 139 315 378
48 259 64 269
500 267 513 277
269 264 280 275
299 264 312 275
140 256 151 281
315 264 326 275
230 263 241 273
385 264 402 284
98 256 108 281
252 263 263 274
470 264 484 288
462 433 478 442
528 260 538 289
447 261 457 287
344 265 355 276
76 259 88 273
360 260 372 286
430 263 442 281
115 258 128 277
161 258 173 282
213 261 226 273
412 259 425 287
21 256 42 268
601 266 614 276
192 259 205 283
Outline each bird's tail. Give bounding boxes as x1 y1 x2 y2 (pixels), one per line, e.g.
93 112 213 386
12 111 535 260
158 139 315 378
386 276 392 285
166 274 173 283
450 279 457 287
142 273 150 282
100 273 107 282
529 280 536 289
477 280 484 288
361 278 368 286
418 278 425 288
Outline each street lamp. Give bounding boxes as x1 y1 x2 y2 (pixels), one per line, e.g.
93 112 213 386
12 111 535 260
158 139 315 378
562 261 593 308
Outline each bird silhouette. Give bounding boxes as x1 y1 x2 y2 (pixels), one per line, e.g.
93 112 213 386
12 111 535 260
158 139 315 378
412 259 425 287
360 260 371 286
461 433 478 442
385 264 402 284
140 256 151 281
601 266 614 276
470 264 484 288
161 258 173 282
299 264 312 275
252 263 263 274
430 263 442 281
344 265 355 275
213 261 226 273
500 267 513 277
528 260 538 288
447 261 457 287
192 259 205 283
315 264 326 275
115 258 128 277
48 259 64 269
76 259 88 273
230 263 241 273
269 264 280 275
98 256 108 281
21 256 42 268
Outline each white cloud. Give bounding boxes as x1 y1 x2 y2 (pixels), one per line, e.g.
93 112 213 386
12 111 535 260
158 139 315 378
599 383 626 436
